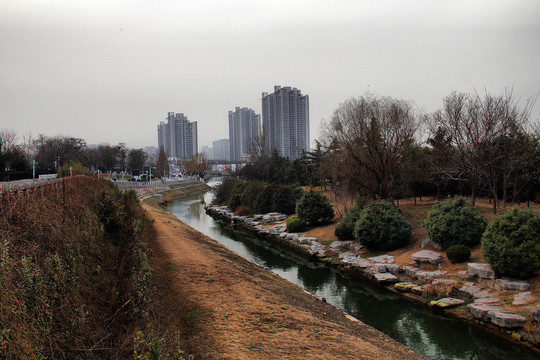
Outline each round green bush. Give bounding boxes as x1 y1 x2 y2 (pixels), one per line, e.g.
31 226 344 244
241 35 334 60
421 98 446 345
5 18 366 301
296 190 334 225
335 198 371 240
286 216 306 233
446 244 471 263
354 201 412 251
227 193 242 212
482 208 540 279
423 197 487 249
335 220 355 240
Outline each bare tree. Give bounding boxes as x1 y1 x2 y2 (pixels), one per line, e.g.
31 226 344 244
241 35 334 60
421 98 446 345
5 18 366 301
32 135 86 170
431 89 535 212
127 148 147 174
0 129 17 155
322 94 420 199
97 144 119 171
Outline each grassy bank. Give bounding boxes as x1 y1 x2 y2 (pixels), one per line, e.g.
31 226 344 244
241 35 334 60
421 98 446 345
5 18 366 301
0 177 189 359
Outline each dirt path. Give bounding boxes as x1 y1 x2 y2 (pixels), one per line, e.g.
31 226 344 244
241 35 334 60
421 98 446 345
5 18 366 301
143 200 425 360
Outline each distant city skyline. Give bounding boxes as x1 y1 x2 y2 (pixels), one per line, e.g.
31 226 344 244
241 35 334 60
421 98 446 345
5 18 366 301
1 1 539 150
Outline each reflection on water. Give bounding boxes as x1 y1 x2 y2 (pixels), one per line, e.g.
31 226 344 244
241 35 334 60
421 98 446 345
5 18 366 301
167 188 538 360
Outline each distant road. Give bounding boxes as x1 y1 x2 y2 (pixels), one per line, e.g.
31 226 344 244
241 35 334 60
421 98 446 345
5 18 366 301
0 176 200 194
0 177 63 194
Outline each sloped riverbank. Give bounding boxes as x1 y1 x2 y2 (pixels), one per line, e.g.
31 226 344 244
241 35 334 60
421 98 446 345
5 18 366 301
142 197 425 359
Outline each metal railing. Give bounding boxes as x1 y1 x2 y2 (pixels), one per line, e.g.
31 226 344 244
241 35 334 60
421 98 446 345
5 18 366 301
112 177 198 189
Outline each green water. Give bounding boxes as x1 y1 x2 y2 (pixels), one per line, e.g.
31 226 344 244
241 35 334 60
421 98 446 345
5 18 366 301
167 191 539 360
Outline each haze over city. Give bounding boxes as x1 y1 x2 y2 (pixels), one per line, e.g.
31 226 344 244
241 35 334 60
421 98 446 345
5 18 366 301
1 0 539 149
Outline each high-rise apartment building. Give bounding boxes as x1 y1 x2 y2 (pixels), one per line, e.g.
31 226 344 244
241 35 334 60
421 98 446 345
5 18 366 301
228 107 261 162
157 112 198 159
261 85 309 160
212 138 230 161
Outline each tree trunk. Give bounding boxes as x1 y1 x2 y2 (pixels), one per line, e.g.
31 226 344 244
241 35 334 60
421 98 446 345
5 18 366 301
503 182 507 210
493 182 498 214
471 186 476 206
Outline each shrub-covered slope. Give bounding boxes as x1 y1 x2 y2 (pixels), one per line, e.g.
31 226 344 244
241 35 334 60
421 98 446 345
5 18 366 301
0 177 154 359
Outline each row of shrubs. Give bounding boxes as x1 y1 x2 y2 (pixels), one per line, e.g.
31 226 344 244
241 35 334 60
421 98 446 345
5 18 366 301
335 196 540 279
216 180 540 279
213 180 336 227
213 179 302 215
424 198 540 279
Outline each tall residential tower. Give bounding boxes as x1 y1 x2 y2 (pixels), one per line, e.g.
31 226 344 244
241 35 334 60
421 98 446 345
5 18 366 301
228 107 261 162
157 112 198 159
261 85 309 160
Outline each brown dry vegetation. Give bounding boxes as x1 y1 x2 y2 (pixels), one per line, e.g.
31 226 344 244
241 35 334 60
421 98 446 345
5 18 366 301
0 177 157 359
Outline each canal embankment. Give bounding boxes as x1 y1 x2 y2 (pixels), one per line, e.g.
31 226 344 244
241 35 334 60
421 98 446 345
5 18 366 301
141 195 426 359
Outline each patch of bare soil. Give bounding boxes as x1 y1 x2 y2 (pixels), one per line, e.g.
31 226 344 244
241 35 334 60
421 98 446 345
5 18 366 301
143 200 424 360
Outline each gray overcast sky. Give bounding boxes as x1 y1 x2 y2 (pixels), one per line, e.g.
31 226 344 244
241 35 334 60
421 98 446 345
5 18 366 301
1 0 539 150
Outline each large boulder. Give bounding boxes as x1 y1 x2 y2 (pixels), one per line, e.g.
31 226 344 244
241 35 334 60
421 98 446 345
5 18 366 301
402 266 420 277
526 305 540 321
368 255 395 264
416 270 447 283
350 258 373 269
373 272 398 283
394 282 416 292
420 238 442 250
430 298 465 309
468 303 503 322
298 236 318 244
513 292 535 306
468 302 527 328
467 263 495 279
385 264 400 275
412 250 442 267
495 278 529 291
490 311 527 328
460 282 499 299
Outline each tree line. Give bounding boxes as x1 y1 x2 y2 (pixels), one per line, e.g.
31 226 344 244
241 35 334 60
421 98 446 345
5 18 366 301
0 131 152 177
242 89 539 213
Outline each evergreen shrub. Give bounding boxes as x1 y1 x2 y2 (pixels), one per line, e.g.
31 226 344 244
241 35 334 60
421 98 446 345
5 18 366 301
446 244 471 263
354 201 412 251
334 198 370 240
482 208 540 279
286 216 306 233
212 178 239 206
423 197 487 249
334 220 355 241
254 186 276 214
271 186 297 215
240 181 264 210
227 194 242 212
296 190 334 225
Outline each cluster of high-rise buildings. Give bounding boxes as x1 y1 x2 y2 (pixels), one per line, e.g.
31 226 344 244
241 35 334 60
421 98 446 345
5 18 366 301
157 85 310 163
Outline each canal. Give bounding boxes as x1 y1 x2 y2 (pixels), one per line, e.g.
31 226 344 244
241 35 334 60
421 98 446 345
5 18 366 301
167 188 538 360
